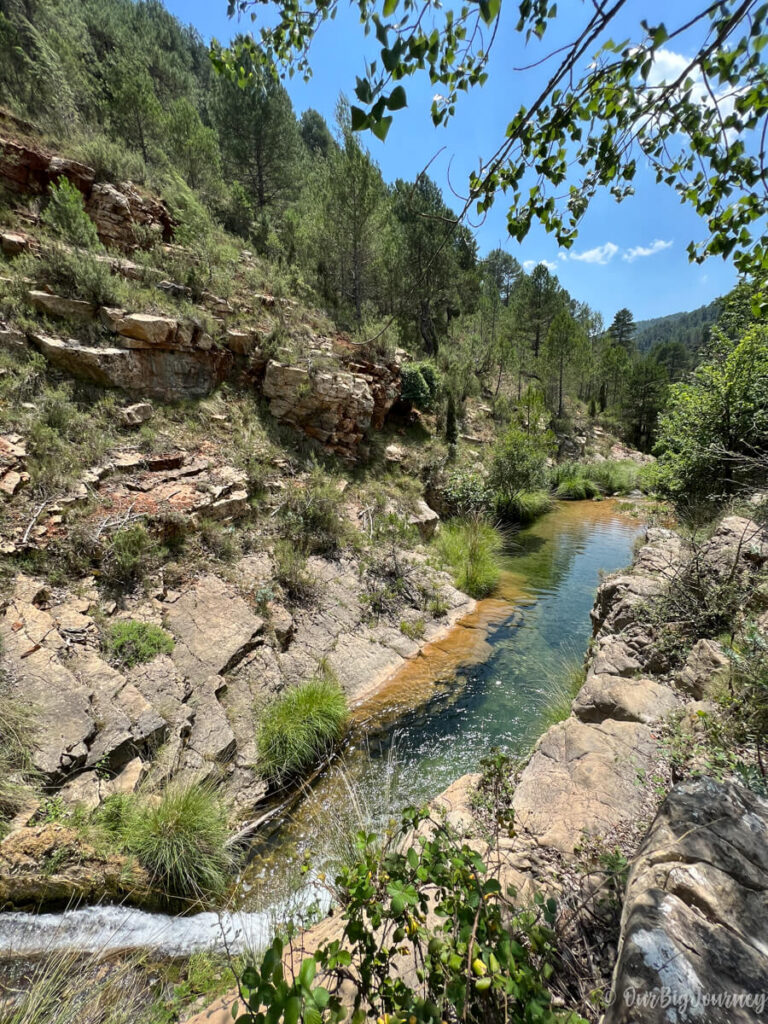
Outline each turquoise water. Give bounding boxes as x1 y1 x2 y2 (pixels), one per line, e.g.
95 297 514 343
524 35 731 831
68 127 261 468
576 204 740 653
242 500 643 901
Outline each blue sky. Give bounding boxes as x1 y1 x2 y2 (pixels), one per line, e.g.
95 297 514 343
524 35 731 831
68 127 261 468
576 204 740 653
163 0 740 322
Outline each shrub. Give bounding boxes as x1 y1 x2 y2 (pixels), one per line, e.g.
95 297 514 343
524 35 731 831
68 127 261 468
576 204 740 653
400 361 441 411
400 617 426 641
26 245 120 305
102 620 174 668
256 667 348 784
120 784 232 899
76 135 147 184
435 516 503 599
445 390 458 445
278 467 347 554
42 177 102 250
274 539 316 602
490 423 553 517
103 523 155 583
441 467 493 516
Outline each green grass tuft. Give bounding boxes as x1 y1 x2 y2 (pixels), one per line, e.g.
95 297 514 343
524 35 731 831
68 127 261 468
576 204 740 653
539 660 586 731
102 619 175 668
507 490 554 524
549 460 639 498
554 476 600 500
257 666 349 784
108 784 232 900
434 516 504 598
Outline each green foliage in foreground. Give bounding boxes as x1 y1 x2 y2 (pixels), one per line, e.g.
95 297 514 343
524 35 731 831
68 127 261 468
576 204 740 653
490 424 553 518
100 784 231 900
234 807 580 1024
434 517 503 599
256 668 349 784
102 620 175 668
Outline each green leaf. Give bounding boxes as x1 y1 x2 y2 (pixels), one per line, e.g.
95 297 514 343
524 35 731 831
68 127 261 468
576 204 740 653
298 957 316 988
387 85 407 110
350 105 369 131
383 0 398 15
371 115 392 140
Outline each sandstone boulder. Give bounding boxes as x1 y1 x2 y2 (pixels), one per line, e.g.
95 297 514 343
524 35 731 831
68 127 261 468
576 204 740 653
677 638 731 699
572 674 679 725
120 401 153 427
27 290 96 320
408 499 440 540
606 779 768 1024
512 717 657 856
0 823 151 910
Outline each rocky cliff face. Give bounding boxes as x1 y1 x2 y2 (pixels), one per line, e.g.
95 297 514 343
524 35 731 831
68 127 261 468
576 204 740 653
0 122 173 251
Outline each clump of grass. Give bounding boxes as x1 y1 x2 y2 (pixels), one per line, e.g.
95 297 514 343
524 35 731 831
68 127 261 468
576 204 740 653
434 516 504 599
103 784 232 900
102 619 175 668
554 476 601 500
273 539 316 602
540 660 586 731
549 460 639 498
257 665 349 785
505 490 554 524
278 465 348 554
400 617 426 641
0 678 39 828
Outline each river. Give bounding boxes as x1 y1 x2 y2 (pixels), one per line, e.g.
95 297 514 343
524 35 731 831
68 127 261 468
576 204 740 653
0 500 642 958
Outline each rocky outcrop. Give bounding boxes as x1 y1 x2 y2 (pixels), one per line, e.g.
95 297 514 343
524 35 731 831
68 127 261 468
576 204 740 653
30 331 233 401
677 637 731 699
0 823 151 910
0 433 29 498
0 133 173 251
85 181 174 250
263 358 400 460
606 778 768 1024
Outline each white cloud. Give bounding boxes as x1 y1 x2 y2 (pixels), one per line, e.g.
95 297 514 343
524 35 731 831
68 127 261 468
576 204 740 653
622 238 673 262
645 48 740 135
568 242 619 265
522 259 557 272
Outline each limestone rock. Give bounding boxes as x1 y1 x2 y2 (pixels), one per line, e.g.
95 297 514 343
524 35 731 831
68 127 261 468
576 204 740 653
677 638 731 699
85 181 174 251
701 515 768 576
107 312 178 347
408 499 440 540
1 230 30 255
606 779 768 1024
120 402 153 427
27 290 96 320
512 717 657 856
0 823 151 910
572 673 679 725
166 575 264 684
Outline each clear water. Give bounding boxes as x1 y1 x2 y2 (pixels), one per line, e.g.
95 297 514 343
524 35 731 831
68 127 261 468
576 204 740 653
0 500 642 957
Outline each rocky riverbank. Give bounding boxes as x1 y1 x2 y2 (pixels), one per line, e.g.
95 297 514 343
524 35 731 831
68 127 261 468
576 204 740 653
186 508 768 1024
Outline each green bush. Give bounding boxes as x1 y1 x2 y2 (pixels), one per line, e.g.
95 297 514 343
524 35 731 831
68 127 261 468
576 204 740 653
41 177 101 250
400 361 441 411
102 620 174 668
104 523 155 583
24 245 120 305
435 517 503 598
490 423 553 517
117 785 232 899
76 135 147 184
548 460 639 498
442 467 493 516
257 667 348 784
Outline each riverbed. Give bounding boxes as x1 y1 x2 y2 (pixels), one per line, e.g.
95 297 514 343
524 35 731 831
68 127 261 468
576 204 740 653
0 500 643 957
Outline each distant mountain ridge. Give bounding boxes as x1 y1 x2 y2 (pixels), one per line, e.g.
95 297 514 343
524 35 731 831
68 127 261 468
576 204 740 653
635 300 720 354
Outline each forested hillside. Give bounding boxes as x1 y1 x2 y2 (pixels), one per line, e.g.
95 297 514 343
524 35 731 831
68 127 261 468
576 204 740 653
635 301 720 356
0 0 680 447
